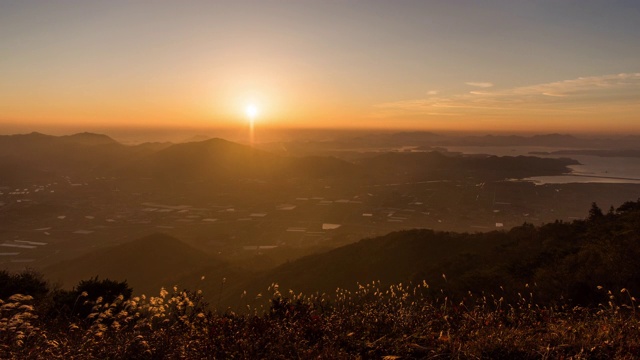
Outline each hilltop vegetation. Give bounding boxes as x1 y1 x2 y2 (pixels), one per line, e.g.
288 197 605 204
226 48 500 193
222 199 640 308
2 200 640 358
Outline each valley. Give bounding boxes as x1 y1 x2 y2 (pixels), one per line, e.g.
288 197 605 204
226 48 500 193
1 132 639 289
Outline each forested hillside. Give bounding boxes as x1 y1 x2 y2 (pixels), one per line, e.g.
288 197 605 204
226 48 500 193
226 199 640 307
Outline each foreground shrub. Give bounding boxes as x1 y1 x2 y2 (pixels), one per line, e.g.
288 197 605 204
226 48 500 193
2 281 640 359
0 270 49 301
48 277 133 321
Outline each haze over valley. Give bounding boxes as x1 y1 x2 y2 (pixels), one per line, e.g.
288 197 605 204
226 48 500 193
1 130 639 297
2 1 640 358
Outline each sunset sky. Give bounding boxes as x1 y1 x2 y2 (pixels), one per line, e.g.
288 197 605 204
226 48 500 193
1 0 639 135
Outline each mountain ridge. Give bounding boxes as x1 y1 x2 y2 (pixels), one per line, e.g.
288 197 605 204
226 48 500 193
43 233 229 295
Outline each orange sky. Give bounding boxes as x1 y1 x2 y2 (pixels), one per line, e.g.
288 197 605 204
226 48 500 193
1 1 639 135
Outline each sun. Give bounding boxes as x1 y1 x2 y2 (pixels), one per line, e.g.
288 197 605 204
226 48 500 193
245 104 259 120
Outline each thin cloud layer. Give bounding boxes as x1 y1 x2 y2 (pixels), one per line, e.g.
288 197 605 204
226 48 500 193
465 82 494 88
507 73 640 97
374 73 640 119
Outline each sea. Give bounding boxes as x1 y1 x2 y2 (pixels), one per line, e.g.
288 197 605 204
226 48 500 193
444 146 640 185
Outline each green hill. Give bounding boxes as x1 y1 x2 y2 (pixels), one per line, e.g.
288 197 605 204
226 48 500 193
44 233 236 295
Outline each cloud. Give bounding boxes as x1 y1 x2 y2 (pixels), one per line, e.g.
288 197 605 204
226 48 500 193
427 90 439 95
465 82 494 88
372 73 640 119
507 73 640 97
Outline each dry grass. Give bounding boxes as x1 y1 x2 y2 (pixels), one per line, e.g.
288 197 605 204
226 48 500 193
2 282 640 359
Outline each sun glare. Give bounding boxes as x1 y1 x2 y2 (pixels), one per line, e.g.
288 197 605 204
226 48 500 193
245 104 259 120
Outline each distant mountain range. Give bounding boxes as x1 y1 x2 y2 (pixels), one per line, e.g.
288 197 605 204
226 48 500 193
122 138 286 181
262 131 640 156
0 132 579 186
410 132 640 149
531 149 640 158
0 132 168 181
357 151 578 182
